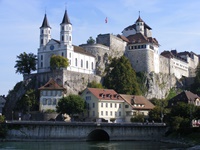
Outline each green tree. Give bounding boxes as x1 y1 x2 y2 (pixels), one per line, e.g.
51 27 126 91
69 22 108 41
14 52 37 75
87 36 95 44
130 114 145 123
88 81 103 89
50 55 69 70
15 89 38 113
149 106 163 122
56 94 85 117
167 102 196 130
103 56 141 95
191 63 200 95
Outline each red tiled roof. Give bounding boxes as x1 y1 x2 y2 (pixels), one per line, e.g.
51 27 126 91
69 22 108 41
87 88 124 101
120 94 155 110
117 34 130 43
126 33 159 45
38 78 65 90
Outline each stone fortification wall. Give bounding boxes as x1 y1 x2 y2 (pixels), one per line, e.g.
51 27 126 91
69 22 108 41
25 70 101 95
159 55 170 74
80 34 126 75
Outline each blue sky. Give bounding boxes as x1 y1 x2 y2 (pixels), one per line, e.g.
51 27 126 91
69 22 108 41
0 0 200 96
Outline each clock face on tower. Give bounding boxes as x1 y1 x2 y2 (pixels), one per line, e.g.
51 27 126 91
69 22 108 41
50 45 54 50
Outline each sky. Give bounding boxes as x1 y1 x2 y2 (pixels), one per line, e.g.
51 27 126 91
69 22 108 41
1 0 200 96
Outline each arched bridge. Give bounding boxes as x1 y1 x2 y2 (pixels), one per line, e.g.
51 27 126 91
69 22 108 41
6 121 167 141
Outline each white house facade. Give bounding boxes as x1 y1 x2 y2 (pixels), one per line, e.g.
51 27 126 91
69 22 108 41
38 78 66 112
37 10 96 74
81 88 125 123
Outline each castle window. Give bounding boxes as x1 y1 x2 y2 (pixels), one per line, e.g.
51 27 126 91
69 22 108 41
41 55 43 60
41 39 43 45
75 58 77 66
91 62 94 69
62 26 64 30
62 52 64 56
86 61 88 69
81 59 83 67
41 62 43 67
41 30 43 34
62 35 64 41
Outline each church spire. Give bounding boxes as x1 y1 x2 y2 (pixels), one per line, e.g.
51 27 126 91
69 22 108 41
61 10 71 25
40 14 51 28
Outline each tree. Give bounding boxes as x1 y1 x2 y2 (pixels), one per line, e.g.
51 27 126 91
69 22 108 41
14 52 37 75
103 56 141 95
15 89 38 113
191 63 200 95
50 55 69 70
88 81 103 89
87 36 95 45
56 94 85 117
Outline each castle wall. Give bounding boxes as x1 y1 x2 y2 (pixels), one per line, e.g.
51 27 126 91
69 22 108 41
159 55 170 74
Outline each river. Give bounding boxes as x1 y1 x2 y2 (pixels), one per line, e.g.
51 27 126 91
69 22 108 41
0 141 189 150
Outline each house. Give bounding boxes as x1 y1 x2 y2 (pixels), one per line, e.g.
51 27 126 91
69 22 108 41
81 88 125 123
120 94 155 122
38 78 66 112
168 90 200 107
0 95 6 115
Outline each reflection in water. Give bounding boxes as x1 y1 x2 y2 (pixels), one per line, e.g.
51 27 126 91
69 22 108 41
0 141 188 150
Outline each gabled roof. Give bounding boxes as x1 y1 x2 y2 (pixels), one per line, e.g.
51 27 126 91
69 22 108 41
61 10 71 25
38 78 65 90
73 45 95 57
40 14 51 29
127 33 159 45
168 91 200 106
117 34 130 43
120 94 155 110
86 88 124 101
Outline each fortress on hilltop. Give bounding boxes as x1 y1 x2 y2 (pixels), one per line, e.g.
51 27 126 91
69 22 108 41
37 10 199 82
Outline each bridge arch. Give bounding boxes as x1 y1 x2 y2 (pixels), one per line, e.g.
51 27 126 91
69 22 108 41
87 129 110 141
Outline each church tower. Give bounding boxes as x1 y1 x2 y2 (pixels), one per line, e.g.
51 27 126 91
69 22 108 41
60 10 72 46
40 14 51 47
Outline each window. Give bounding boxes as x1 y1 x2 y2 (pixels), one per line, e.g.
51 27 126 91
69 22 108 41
93 111 95 116
125 105 129 108
62 26 64 30
48 98 52 105
62 52 64 56
86 61 88 69
43 98 47 105
41 39 43 45
62 35 64 41
119 104 121 108
101 111 103 116
93 103 95 108
115 111 117 116
119 111 121 116
91 62 94 69
81 59 83 67
69 36 71 41
69 53 71 58
41 55 43 60
101 103 103 107
53 99 57 105
41 29 43 34
106 111 108 116
41 62 43 68
86 96 91 100
110 111 112 116
75 58 77 66
115 103 117 108
110 103 112 108
106 103 108 108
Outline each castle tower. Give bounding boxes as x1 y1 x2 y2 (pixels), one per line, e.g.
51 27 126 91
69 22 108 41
135 16 144 35
60 10 72 46
122 15 159 74
40 14 51 47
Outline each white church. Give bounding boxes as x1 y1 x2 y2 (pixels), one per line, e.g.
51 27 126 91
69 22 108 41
37 10 96 74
